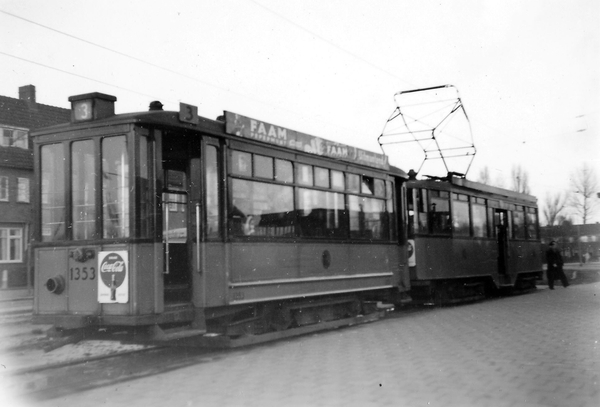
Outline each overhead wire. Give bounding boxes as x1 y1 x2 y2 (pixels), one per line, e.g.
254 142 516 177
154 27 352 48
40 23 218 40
0 8 383 139
0 50 165 102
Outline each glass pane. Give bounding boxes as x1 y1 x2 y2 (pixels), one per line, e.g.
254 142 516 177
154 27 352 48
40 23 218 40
296 164 313 186
230 179 295 237
452 200 470 236
41 144 65 241
331 170 344 191
526 211 537 239
346 174 359 193
163 192 187 243
72 140 96 240
9 232 21 261
314 167 329 188
275 159 293 183
472 204 487 237
102 136 130 238
430 195 451 234
349 196 387 240
374 179 385 197
205 146 220 238
139 136 155 238
254 155 273 179
231 151 252 176
298 189 347 238
361 176 374 195
513 210 526 239
0 229 5 260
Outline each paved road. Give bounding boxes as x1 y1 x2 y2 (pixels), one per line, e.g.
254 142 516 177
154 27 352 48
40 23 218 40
5 281 597 407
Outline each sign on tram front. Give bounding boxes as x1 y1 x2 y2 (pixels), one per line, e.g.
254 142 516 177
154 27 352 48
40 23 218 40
98 251 129 303
224 111 389 170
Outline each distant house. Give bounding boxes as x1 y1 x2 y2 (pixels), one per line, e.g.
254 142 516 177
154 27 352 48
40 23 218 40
0 85 70 287
540 223 600 263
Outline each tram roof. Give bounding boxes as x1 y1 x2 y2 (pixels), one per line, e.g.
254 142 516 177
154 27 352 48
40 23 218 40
31 109 408 178
408 176 537 205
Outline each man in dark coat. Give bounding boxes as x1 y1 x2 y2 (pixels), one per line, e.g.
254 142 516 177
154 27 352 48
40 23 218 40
546 241 569 289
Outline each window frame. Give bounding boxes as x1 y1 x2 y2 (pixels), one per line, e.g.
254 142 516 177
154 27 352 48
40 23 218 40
0 227 23 263
227 148 397 242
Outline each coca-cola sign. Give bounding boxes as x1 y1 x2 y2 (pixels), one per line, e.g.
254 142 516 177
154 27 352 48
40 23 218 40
98 251 129 303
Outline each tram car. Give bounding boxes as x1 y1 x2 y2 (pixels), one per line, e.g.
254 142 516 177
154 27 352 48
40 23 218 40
406 174 543 304
31 92 411 341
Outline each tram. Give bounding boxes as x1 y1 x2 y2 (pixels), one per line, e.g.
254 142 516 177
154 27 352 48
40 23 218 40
31 92 411 341
406 174 543 304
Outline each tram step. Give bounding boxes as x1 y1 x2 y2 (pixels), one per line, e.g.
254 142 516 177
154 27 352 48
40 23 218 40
463 282 484 288
149 325 207 342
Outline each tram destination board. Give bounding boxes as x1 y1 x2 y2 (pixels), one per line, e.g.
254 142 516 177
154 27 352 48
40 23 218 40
224 111 389 170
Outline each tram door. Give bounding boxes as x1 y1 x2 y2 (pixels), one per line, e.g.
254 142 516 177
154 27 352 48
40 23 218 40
163 169 191 303
495 210 509 277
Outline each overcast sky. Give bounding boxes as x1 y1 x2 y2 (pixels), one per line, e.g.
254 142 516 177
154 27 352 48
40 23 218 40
1 0 598 223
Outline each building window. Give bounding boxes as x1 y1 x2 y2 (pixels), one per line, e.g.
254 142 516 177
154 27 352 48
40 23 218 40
0 228 23 262
0 177 8 201
17 178 30 203
1 128 28 149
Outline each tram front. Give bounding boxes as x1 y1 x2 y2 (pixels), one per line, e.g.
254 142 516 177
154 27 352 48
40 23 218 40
32 93 199 331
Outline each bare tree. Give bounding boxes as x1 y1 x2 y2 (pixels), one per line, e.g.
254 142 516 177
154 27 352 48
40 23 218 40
476 166 491 185
569 163 599 224
510 164 531 194
542 192 567 226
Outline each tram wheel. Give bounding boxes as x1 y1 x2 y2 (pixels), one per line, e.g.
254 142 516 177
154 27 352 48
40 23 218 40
264 306 293 332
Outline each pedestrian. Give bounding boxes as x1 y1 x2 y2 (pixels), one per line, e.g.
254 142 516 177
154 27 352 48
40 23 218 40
546 241 569 289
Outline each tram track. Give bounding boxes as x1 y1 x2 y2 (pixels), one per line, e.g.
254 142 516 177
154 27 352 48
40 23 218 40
3 345 208 401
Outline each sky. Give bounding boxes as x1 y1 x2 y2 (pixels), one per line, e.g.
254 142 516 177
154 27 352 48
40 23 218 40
1 0 598 223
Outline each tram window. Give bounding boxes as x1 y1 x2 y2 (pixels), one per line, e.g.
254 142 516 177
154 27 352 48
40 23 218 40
72 140 96 240
232 151 252 177
230 179 295 237
416 189 428 233
205 145 220 238
346 174 360 193
452 196 470 237
298 189 346 238
275 159 293 183
374 179 385 197
386 181 397 241
41 144 65 241
331 170 344 191
361 176 374 195
102 136 130 239
314 167 330 188
526 208 537 239
429 191 451 235
254 155 274 179
349 196 388 240
512 207 526 239
296 164 313 186
472 202 487 238
139 136 155 238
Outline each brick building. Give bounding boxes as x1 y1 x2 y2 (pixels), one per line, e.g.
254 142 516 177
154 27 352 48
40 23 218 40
0 85 70 287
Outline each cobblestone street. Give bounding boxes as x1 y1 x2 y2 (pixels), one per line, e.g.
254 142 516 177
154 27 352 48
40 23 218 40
9 281 597 407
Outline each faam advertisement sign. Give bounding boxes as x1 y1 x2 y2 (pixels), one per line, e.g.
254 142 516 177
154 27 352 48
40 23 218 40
224 111 390 170
98 251 129 303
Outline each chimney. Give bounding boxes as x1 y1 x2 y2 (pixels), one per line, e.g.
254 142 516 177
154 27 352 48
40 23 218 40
19 85 36 104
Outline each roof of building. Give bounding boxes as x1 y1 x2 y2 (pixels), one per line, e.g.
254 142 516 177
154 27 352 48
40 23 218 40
0 95 70 130
0 147 33 169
